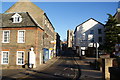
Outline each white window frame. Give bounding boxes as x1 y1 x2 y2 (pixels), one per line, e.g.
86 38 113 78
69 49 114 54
2 30 10 43
16 51 25 65
1 51 9 64
18 30 25 43
12 13 22 23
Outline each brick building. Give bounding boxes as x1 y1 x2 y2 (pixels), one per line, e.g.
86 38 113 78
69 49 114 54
0 0 56 69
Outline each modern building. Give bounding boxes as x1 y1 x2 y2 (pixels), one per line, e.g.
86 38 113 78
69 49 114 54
0 0 56 69
67 30 74 48
73 18 105 57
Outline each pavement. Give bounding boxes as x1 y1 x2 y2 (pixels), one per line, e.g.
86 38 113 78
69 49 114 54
1 57 60 80
74 56 103 80
1 54 103 80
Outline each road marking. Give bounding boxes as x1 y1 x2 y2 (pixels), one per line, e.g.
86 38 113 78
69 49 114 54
68 74 70 76
54 72 61 75
64 68 67 70
71 68 73 70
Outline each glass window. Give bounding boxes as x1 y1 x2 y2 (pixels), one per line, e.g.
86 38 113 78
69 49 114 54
18 30 25 43
98 29 102 34
98 37 102 42
3 30 10 43
90 30 94 34
1 51 9 64
17 51 24 65
12 13 22 23
91 38 94 42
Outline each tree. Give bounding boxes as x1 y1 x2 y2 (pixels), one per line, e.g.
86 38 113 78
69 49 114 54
104 14 119 53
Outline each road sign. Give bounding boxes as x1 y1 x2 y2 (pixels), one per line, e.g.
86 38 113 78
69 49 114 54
88 43 99 48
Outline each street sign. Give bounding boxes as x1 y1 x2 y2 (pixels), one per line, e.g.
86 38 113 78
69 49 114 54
94 43 99 48
88 43 99 48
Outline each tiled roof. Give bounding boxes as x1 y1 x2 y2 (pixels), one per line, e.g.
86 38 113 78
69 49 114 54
5 1 44 28
0 12 37 27
114 11 120 24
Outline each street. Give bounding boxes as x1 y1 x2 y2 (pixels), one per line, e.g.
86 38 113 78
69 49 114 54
1 49 81 80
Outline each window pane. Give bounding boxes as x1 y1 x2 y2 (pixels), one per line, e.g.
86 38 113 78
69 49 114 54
99 37 102 42
17 52 24 65
2 52 8 64
3 31 9 42
90 30 94 34
18 31 25 43
98 29 102 34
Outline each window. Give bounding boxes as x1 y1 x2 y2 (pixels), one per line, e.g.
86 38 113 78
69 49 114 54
91 38 94 42
90 30 94 34
98 29 102 34
1 51 9 64
2 30 10 43
17 51 24 65
12 13 22 23
47 23 49 28
18 30 25 43
98 37 102 42
45 19 47 24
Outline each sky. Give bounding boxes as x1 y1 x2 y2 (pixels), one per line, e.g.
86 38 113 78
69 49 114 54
1 2 119 41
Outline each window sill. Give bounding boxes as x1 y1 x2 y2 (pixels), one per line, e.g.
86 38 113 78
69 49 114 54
1 63 9 65
17 42 25 43
2 42 9 43
16 64 24 65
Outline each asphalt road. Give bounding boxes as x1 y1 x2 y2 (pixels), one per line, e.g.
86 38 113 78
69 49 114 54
1 49 80 80
20 49 80 80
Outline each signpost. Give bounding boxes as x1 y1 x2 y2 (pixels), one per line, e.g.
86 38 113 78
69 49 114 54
95 43 99 60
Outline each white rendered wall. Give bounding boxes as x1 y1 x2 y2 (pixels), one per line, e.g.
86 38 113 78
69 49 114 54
74 18 105 48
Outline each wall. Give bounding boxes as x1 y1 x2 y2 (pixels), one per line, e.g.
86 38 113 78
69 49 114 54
0 27 44 69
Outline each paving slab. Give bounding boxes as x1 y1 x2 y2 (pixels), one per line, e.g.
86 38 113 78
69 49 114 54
74 57 103 80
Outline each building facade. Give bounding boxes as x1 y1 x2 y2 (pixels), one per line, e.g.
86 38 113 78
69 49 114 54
114 7 120 53
73 18 105 56
56 33 61 56
0 0 56 69
67 30 74 48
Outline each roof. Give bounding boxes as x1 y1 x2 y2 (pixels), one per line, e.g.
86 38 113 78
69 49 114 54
114 10 120 24
77 18 104 27
5 1 44 28
44 13 55 30
74 18 104 34
0 12 43 30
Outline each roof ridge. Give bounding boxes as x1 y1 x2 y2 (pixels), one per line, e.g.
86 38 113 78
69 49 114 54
4 12 27 14
77 18 104 27
18 0 31 2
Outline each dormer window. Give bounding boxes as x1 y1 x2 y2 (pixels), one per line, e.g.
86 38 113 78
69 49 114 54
12 13 22 23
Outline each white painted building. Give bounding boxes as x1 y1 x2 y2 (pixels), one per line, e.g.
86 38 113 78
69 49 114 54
73 18 105 56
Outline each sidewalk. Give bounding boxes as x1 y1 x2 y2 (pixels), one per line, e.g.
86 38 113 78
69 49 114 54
34 56 60 71
1 57 60 79
74 57 103 80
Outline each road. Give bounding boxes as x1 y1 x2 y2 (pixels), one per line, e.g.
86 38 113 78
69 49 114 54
1 49 81 80
21 49 80 80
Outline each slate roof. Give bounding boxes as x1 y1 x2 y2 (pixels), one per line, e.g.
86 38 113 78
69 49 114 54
5 0 55 30
114 11 120 23
5 1 44 27
0 12 39 28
